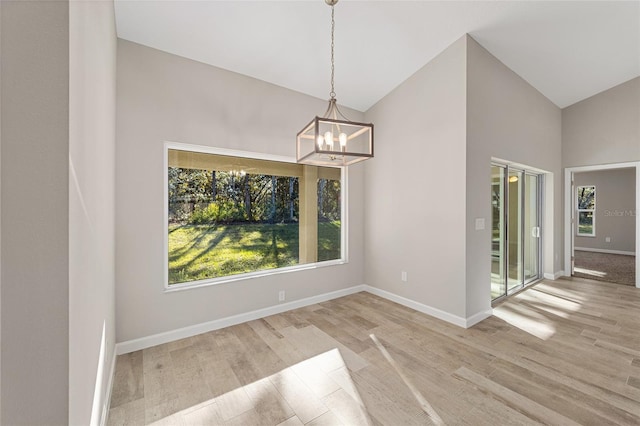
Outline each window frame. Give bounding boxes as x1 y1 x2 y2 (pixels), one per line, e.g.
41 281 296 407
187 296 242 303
576 185 596 237
163 141 348 292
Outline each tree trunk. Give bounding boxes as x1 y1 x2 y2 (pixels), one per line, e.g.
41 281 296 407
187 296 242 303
244 174 252 220
289 177 294 221
211 171 217 201
318 179 325 219
271 176 277 223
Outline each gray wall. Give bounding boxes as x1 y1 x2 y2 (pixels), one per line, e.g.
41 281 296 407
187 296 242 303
115 40 365 343
465 37 563 316
574 168 636 253
69 2 117 425
1 2 69 424
562 77 640 167
363 35 563 322
0 1 3 416
363 36 468 319
0 2 117 423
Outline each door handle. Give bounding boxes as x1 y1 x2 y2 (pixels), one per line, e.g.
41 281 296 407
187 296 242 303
532 227 540 238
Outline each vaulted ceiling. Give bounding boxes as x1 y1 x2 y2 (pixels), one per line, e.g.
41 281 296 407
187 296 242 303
114 1 640 111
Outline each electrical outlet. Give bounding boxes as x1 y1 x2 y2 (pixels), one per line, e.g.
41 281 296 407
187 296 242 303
605 236 611 243
278 290 285 302
401 271 408 282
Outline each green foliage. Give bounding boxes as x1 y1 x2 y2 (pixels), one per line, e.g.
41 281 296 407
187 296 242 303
577 210 594 235
317 220 341 261
169 167 306 224
318 179 341 221
577 186 596 210
578 223 593 234
189 200 246 224
168 167 214 223
168 221 341 284
168 163 343 284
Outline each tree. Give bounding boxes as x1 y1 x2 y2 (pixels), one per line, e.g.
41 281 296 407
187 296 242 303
244 173 252 220
169 167 305 224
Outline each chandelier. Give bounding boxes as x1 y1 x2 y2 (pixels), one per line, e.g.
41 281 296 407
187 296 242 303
296 0 374 166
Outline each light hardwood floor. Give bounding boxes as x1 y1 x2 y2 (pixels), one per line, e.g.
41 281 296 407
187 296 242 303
108 277 640 425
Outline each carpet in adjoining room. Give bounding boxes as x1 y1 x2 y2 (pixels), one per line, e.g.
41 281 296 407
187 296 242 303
573 250 636 286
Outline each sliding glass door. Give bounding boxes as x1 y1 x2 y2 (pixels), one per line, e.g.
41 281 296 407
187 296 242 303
524 173 541 283
491 164 542 301
491 166 506 299
508 169 524 293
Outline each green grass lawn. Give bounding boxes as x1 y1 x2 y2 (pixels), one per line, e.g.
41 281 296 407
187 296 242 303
578 223 593 235
168 221 341 284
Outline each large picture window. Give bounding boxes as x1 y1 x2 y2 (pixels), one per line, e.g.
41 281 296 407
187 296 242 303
576 185 596 236
166 146 345 287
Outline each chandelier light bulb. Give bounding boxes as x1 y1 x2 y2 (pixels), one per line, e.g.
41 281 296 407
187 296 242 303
339 132 347 148
324 131 334 150
317 135 324 149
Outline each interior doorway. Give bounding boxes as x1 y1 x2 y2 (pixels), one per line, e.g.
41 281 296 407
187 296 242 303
564 162 640 288
491 164 542 300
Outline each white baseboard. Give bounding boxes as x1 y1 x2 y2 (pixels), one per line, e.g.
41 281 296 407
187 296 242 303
362 285 491 329
465 309 494 328
575 247 635 256
544 271 565 280
116 285 366 355
116 283 498 356
101 347 117 426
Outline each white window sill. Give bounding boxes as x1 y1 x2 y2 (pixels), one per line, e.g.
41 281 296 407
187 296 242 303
164 258 347 293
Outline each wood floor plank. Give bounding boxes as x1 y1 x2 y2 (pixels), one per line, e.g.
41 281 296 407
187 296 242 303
230 322 289 377
224 408 267 426
290 356 341 398
298 309 374 354
454 367 582 426
214 387 253 421
211 327 264 386
275 415 304 426
142 352 180 410
181 400 223 426
246 322 308 367
489 358 640 425
323 388 373 426
107 398 146 426
111 351 144 409
108 278 640 425
304 410 344 426
279 325 368 373
268 367 329 424
350 365 438 425
263 313 292 331
243 377 294 425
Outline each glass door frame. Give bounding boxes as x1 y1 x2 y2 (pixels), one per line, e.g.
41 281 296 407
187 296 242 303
523 171 542 287
492 163 543 302
507 167 524 294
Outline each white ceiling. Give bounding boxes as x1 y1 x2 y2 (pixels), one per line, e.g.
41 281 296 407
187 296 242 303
114 1 640 111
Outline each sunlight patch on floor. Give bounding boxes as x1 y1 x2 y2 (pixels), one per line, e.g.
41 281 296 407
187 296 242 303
533 283 587 303
493 304 556 340
574 266 608 278
369 334 444 426
147 348 371 425
516 290 583 319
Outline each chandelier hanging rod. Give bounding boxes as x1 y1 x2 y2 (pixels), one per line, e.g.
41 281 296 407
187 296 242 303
295 0 374 166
